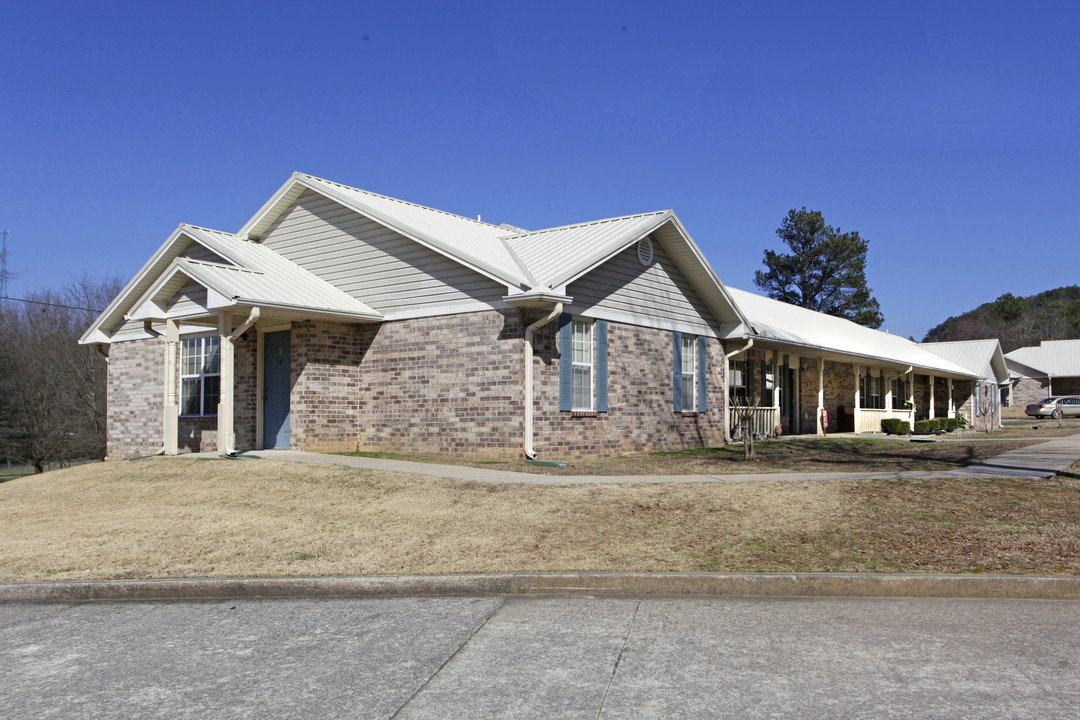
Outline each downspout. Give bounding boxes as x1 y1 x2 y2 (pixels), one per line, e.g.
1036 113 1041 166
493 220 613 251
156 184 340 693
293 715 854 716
523 303 563 459
723 338 753 442
222 307 260 456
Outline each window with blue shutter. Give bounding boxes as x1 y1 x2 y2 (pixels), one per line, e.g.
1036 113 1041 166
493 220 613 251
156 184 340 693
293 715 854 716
558 313 573 412
596 320 608 412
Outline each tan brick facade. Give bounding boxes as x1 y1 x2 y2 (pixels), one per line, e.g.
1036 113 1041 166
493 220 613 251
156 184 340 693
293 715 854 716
106 330 256 460
531 317 727 460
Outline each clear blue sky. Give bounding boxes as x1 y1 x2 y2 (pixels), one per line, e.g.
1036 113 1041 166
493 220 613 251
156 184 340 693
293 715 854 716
2 0 1077 340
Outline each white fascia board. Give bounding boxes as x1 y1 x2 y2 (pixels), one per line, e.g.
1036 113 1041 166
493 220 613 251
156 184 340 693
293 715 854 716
232 300 382 323
79 225 192 345
665 214 749 329
237 172 309 240
731 333 979 379
502 290 574 308
241 175 526 290
548 211 673 289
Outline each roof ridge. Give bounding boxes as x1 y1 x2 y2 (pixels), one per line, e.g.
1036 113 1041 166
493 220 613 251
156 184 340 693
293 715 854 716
179 223 239 237
298 173 506 231
508 210 669 239
180 258 264 275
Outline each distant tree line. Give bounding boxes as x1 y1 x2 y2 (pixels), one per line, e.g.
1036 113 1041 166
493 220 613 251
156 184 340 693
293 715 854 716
0 276 120 473
921 286 1080 352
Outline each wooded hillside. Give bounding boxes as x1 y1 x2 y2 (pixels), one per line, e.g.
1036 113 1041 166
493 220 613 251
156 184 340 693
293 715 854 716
922 286 1080 353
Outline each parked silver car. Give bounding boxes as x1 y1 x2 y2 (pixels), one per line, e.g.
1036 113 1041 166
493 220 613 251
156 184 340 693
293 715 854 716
1025 396 1080 419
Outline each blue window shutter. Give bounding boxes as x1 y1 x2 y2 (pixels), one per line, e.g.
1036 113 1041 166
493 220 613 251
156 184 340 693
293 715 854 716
596 320 608 412
559 313 573 412
698 336 708 412
672 331 683 412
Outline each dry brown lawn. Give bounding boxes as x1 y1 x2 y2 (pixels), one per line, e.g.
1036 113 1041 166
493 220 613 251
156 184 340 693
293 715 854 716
343 434 1065 475
2 456 1079 582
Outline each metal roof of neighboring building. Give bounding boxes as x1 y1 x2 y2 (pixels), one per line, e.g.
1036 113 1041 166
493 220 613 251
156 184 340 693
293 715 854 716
726 287 977 377
920 339 1009 383
1005 339 1080 377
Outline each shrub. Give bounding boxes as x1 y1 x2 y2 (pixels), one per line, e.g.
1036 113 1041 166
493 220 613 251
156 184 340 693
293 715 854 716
954 412 967 429
914 420 933 433
881 419 911 435
944 418 959 432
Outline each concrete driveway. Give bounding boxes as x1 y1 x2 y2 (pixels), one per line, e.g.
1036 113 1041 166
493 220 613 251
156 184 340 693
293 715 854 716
4 594 1079 719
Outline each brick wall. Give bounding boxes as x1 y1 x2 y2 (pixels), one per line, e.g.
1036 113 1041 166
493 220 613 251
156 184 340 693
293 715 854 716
351 310 524 459
106 339 164 460
106 330 257 459
531 318 727 460
290 320 362 452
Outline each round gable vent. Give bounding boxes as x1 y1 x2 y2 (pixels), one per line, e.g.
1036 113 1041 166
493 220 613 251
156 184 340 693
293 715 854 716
637 237 654 267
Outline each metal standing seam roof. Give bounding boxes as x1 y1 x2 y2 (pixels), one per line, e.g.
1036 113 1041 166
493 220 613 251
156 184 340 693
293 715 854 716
173 226 381 319
503 211 670 288
920 339 1009 383
1005 339 1080 377
725 287 977 377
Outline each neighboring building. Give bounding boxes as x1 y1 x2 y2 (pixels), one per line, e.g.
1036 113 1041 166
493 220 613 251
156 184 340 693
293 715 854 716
921 339 1009 430
1004 339 1080 407
81 173 980 461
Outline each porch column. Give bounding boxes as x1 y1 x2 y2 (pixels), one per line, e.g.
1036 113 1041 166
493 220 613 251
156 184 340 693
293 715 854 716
853 363 861 433
163 318 179 456
928 374 936 418
773 350 781 431
908 371 915 415
816 357 825 436
947 377 955 418
217 312 235 457
885 370 893 413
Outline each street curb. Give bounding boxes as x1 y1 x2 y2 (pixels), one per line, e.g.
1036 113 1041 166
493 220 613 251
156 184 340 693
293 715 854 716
2 572 1078 603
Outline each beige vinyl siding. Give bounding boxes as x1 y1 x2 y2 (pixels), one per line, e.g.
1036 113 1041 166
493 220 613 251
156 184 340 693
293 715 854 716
259 190 507 315
179 243 231 265
568 238 719 337
167 283 209 316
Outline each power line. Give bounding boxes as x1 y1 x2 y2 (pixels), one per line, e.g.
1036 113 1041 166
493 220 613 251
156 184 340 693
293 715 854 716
0 295 104 314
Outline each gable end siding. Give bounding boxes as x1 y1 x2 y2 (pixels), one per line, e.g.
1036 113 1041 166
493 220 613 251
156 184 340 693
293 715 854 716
259 190 508 317
566 237 720 337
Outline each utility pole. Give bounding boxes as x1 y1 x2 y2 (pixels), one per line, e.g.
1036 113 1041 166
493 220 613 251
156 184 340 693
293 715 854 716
0 228 8 300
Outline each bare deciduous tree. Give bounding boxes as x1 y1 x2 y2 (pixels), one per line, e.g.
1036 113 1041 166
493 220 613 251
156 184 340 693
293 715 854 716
0 276 120 473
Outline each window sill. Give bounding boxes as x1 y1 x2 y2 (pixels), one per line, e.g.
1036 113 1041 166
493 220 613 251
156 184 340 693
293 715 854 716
180 415 218 420
569 410 599 417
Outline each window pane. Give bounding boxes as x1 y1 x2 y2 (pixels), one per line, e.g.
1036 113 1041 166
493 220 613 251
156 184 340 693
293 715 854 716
181 378 201 415
572 366 591 410
682 376 695 409
181 339 199 376
204 337 221 374
681 337 695 374
572 320 591 364
203 375 220 415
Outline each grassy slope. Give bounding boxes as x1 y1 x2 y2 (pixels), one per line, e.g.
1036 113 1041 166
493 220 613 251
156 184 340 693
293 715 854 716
2 456 1079 582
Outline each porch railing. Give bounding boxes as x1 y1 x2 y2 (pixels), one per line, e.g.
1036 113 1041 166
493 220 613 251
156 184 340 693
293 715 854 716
729 407 780 439
856 408 914 434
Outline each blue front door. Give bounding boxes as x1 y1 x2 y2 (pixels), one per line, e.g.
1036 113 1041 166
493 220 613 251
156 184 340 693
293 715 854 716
263 330 291 449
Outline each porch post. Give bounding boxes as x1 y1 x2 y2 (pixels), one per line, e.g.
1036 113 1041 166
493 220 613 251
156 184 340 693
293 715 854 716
947 377 955 418
908 371 916 417
773 350 781 432
928 374 936 419
164 319 179 456
816 357 825 436
853 363 861 433
217 312 235 457
885 369 893 413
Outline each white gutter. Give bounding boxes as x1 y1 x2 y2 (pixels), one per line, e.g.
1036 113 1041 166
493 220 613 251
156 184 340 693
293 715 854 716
523 303 563 459
723 338 754 442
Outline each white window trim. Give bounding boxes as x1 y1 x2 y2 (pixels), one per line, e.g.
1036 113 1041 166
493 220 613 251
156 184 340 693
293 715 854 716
681 334 697 412
181 334 220 417
571 318 594 411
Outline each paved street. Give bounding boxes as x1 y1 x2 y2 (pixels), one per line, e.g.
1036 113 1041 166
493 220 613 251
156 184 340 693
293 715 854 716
4 595 1079 719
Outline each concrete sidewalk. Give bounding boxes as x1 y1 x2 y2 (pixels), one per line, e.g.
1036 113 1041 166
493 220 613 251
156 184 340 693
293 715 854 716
221 433 1080 485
